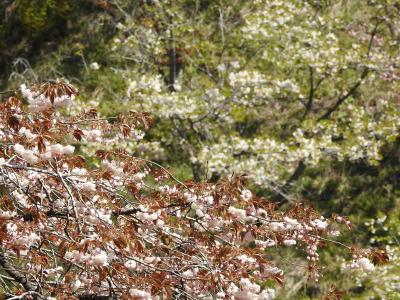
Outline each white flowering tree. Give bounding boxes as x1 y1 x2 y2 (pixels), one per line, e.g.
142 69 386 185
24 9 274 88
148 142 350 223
0 81 386 299
80 0 399 200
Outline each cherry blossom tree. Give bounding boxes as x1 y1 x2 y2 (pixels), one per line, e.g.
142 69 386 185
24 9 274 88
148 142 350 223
0 81 385 299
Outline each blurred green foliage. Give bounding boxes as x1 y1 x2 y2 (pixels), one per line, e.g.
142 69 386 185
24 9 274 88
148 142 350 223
16 0 71 35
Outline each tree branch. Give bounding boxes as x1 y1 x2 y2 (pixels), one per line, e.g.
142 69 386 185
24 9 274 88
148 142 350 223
318 21 380 121
318 68 369 121
0 250 36 292
301 66 314 120
77 295 112 300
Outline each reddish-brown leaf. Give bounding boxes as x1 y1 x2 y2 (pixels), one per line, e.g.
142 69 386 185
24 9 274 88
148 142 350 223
73 129 84 141
38 136 46 153
371 249 390 265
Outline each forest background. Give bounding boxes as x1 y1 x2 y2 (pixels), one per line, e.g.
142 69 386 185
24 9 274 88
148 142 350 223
0 0 399 299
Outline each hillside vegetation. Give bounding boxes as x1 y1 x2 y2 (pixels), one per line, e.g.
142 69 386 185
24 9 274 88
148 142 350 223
1 0 399 299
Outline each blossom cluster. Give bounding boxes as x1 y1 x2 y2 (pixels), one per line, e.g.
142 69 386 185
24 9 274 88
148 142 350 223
20 81 76 112
197 98 400 185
